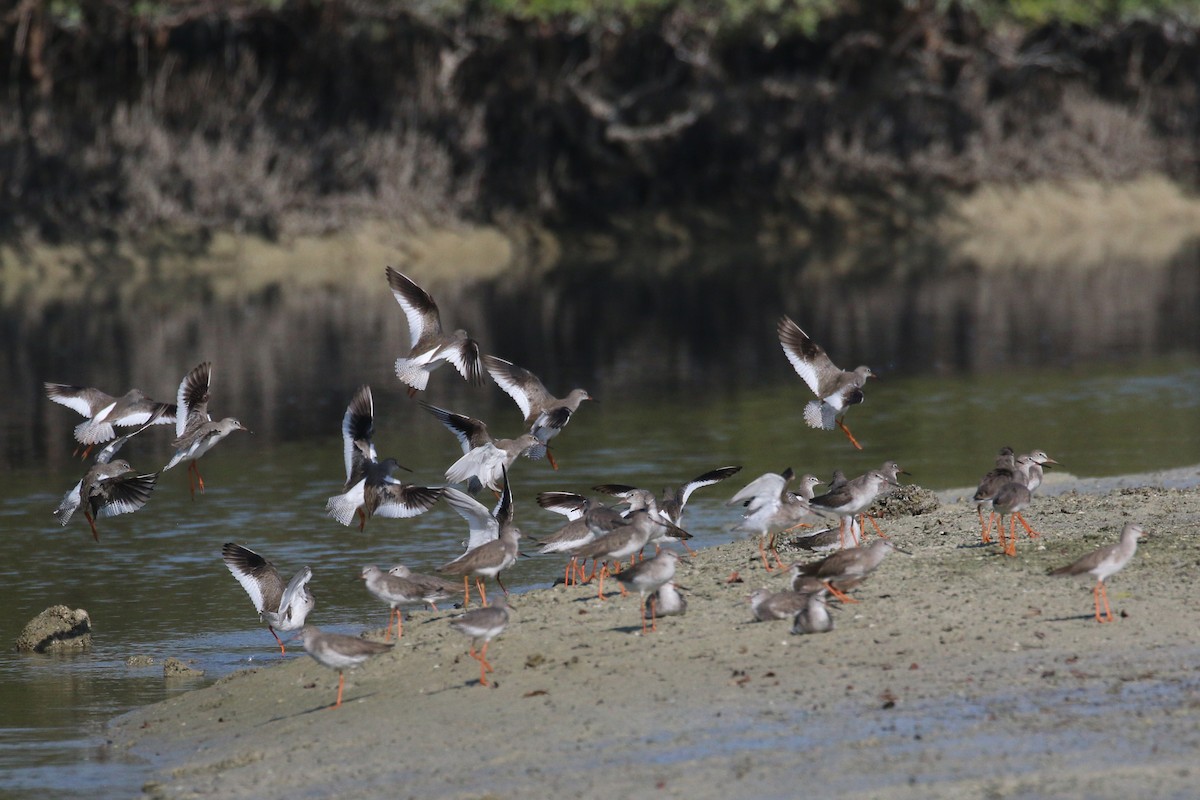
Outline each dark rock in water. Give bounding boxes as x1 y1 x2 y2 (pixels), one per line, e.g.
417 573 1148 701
869 485 941 518
15 605 92 653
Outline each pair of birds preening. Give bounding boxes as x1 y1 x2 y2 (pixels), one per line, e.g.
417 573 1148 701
48 361 249 539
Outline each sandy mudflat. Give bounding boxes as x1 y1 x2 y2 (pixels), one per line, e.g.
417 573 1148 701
114 467 1200 800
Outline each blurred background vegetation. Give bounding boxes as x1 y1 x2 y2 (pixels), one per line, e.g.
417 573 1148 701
2 0 1198 245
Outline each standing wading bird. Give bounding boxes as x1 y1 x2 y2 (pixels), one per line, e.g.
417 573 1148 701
386 564 465 611
294 626 392 709
483 355 592 469
728 469 825 571
808 470 899 549
590 485 696 555
614 549 684 633
1049 523 1147 623
531 491 608 586
163 362 249 499
778 316 876 450
569 506 684 599
221 542 315 654
325 386 443 531
420 401 546 495
973 447 1017 544
438 471 521 608
360 565 454 640
53 432 159 541
386 267 485 396
450 596 510 687
790 539 908 603
43 382 176 458
595 465 743 554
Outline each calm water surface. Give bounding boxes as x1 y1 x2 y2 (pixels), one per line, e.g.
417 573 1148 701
2 243 1200 795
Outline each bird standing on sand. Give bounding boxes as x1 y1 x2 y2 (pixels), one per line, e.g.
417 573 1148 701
614 549 684 633
1049 523 1146 623
222 542 315 654
728 469 824 571
450 597 510 687
808 470 898 549
973 447 1017 544
44 382 176 458
361 565 452 640
53 432 158 541
386 564 465 611
747 587 812 622
647 582 687 618
483 355 591 469
163 362 249 498
295 626 393 709
790 538 907 603
439 472 521 607
778 315 875 450
326 386 443 530
386 267 485 396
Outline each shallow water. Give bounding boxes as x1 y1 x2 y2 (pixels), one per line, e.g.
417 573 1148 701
2 244 1200 795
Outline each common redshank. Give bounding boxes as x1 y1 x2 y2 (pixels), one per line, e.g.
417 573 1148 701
361 565 452 640
973 447 1016 544
163 362 249 498
791 587 834 635
747 587 812 621
1049 523 1146 623
326 386 443 530
614 549 684 633
386 267 485 396
386 564 465 611
53 433 158 541
44 382 176 458
728 469 824 571
420 401 546 494
790 538 907 603
450 596 510 687
778 315 875 450
294 626 393 709
808 469 898 548
439 471 521 607
221 542 315 654
483 354 591 468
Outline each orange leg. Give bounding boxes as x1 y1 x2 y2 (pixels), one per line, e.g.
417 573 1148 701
978 507 992 544
269 626 286 655
86 511 100 542
1015 513 1040 539
495 573 510 597
757 538 777 572
596 565 610 600
564 559 574 586
330 671 346 709
1004 517 1019 557
357 508 367 532
77 443 95 460
406 386 418 399
476 576 489 607
547 449 559 470
1094 582 1114 623
860 514 887 539
680 540 699 557
461 575 472 609
823 581 858 604
640 597 649 634
649 596 658 633
837 418 864 451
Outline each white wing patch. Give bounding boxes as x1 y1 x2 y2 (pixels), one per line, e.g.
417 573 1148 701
781 345 824 397
442 487 500 550
487 367 534 421
444 445 505 492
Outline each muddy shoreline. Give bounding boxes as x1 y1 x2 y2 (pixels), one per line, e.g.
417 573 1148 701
113 466 1200 799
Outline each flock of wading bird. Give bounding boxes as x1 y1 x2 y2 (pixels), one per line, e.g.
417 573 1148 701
42 268 1147 707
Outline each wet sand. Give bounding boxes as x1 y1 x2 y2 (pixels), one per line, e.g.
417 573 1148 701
115 467 1200 799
